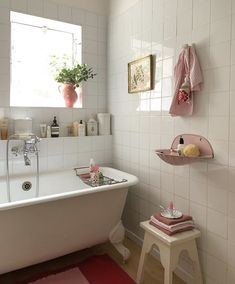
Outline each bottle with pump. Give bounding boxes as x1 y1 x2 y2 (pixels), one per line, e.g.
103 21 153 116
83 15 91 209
177 136 184 155
51 116 59 137
78 120 86 136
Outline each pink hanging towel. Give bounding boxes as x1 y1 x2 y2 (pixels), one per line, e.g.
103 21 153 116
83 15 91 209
169 45 203 116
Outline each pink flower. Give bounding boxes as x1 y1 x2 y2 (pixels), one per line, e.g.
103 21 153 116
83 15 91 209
90 165 99 173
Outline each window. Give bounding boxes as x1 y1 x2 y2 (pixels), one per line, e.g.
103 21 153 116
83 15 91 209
10 12 82 108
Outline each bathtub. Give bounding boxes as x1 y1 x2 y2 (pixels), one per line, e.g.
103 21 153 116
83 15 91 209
0 167 138 274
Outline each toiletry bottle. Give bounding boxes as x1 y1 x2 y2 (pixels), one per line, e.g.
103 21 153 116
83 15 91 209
0 118 8 140
51 116 59 138
89 158 95 172
78 120 86 136
40 124 47 138
46 125 51 138
177 136 184 155
72 121 79 136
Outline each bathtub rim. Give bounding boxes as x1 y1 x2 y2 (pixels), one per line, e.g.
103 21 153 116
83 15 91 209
0 167 138 211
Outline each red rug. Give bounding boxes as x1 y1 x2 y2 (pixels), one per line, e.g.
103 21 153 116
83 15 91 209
18 255 136 284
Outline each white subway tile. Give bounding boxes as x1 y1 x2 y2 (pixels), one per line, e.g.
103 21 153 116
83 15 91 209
63 153 77 169
190 179 207 206
210 17 231 45
209 92 229 116
10 0 27 13
72 8 85 25
63 137 77 154
190 201 207 230
210 139 229 166
161 171 174 193
174 175 189 199
209 42 231 68
0 7 9 24
207 208 227 239
206 254 227 284
193 0 210 29
174 195 189 214
43 1 58 20
209 66 230 92
228 217 235 241
211 0 231 22
58 5 71 23
47 138 63 155
27 0 43 16
208 116 229 141
208 186 228 214
208 164 229 190
85 11 98 27
228 242 235 268
228 266 235 284
47 155 63 171
207 232 228 263
0 0 9 8
78 136 92 153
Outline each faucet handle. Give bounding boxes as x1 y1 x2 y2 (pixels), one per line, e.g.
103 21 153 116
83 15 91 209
36 136 41 143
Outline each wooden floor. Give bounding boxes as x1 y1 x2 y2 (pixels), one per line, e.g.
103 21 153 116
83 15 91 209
0 237 185 284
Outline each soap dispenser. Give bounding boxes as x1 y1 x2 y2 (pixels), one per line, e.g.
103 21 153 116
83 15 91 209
78 120 86 136
51 116 59 137
177 136 184 155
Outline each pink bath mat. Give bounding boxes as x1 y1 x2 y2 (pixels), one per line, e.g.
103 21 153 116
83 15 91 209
18 255 136 284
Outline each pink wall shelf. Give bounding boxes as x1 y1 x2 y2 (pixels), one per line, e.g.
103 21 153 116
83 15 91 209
155 134 214 166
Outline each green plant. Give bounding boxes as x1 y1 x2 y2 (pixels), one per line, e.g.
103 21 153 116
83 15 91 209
55 64 96 88
50 55 96 88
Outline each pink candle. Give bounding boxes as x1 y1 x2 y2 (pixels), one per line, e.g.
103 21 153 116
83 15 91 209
168 201 174 210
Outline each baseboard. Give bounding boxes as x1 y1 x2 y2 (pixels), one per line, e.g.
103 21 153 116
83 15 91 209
125 229 195 284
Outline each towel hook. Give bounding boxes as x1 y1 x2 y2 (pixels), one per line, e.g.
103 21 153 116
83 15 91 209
182 43 196 49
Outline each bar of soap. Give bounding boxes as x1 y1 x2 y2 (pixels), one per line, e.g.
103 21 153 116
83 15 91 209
183 144 200 157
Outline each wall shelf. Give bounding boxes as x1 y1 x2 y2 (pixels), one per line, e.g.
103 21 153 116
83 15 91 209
155 134 214 166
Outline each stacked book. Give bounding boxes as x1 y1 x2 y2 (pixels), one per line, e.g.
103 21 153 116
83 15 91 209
150 213 195 236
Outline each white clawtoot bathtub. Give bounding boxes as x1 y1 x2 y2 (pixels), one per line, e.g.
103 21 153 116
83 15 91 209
0 167 138 274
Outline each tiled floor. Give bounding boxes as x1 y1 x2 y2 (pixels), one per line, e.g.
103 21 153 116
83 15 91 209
0 237 185 284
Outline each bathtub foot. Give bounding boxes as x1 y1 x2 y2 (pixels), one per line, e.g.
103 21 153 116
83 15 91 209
109 221 130 262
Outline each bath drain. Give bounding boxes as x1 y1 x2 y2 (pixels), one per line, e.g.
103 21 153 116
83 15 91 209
22 181 32 191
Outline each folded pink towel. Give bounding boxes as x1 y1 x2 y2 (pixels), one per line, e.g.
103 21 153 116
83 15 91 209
150 216 194 232
169 45 203 116
150 221 194 236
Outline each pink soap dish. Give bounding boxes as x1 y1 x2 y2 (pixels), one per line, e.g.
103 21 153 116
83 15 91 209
155 134 214 166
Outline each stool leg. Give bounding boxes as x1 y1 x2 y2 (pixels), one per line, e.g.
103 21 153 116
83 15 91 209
159 245 179 284
136 233 154 284
187 241 203 284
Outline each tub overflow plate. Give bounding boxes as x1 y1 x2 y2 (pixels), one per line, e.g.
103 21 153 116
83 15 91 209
22 181 32 191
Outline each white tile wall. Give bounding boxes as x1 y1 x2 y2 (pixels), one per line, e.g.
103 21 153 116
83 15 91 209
108 0 235 282
0 135 112 177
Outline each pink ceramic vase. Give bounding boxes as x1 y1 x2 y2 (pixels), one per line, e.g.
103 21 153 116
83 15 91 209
60 84 78 108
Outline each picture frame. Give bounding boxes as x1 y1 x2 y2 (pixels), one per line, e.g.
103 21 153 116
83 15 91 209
128 55 153 93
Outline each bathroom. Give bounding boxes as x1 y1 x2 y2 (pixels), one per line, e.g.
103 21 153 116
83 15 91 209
0 0 234 283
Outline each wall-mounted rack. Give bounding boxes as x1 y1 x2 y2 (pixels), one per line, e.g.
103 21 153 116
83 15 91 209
155 134 214 166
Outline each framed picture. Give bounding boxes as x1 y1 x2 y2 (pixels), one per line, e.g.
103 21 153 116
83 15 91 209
128 55 153 93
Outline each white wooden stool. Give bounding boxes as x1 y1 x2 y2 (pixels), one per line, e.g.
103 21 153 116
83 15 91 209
136 221 203 284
